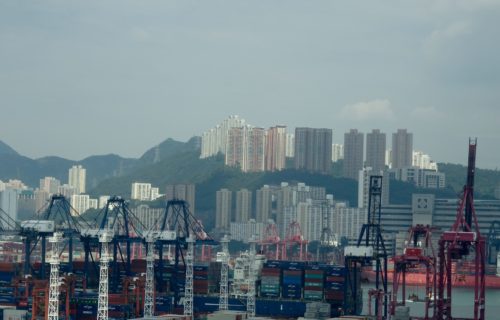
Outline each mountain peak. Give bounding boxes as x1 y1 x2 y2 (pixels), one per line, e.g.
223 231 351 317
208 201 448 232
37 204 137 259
139 136 201 164
0 140 19 156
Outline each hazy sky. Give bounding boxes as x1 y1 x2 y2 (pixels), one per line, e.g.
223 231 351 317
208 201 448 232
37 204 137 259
1 1 499 169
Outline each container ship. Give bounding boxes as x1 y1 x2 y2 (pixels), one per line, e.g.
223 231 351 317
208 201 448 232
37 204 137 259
361 258 500 288
0 248 360 319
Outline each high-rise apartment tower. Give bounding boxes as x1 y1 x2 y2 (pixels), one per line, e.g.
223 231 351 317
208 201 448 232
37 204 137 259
366 129 386 173
68 165 86 194
265 126 287 171
294 128 332 174
225 126 266 172
216 189 232 229
392 129 413 169
343 129 364 180
235 189 252 222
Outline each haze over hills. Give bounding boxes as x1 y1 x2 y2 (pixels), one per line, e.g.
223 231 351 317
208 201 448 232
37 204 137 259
0 138 499 210
0 137 200 189
0 140 19 156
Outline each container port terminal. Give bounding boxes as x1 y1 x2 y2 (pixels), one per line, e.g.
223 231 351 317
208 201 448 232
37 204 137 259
0 140 497 320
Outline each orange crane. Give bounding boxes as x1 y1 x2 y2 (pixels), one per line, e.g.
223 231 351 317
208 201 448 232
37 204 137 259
281 221 308 261
258 221 281 260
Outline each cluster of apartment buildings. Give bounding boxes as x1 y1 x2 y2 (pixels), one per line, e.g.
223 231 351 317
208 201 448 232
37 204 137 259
214 180 500 258
342 128 444 188
0 174 198 232
130 182 162 201
0 165 104 222
214 182 371 244
201 116 332 174
201 116 445 189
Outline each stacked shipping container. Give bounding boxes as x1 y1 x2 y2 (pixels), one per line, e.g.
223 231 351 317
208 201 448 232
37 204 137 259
304 267 324 300
257 260 346 306
0 263 16 306
260 261 281 298
0 259 348 319
257 260 347 307
324 266 345 303
194 265 209 294
282 269 302 299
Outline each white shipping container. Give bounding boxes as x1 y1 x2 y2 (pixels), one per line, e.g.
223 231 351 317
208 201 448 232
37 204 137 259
158 231 177 240
80 228 101 237
20 220 55 233
3 309 28 320
207 311 248 320
344 246 373 258
234 269 245 280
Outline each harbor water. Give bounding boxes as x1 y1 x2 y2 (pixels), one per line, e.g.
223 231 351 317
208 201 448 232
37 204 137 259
362 284 500 319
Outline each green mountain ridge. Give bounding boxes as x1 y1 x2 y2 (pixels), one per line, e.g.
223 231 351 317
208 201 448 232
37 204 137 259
0 153 138 188
90 150 224 198
92 151 496 206
0 140 19 156
1 138 498 208
0 137 200 188
139 137 200 165
438 163 500 197
89 151 499 231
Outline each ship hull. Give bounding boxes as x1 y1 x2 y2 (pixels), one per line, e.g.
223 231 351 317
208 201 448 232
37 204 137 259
68 293 343 319
362 269 500 288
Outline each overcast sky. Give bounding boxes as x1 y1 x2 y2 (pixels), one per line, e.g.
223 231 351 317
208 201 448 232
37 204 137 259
1 1 499 169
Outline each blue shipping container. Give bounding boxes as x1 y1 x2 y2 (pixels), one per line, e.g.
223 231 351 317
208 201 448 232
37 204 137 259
282 276 302 285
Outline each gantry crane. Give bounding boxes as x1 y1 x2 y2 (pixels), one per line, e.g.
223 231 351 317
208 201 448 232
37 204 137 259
133 199 218 316
1 205 79 318
218 235 230 311
81 196 145 292
258 220 280 260
143 231 156 318
391 225 437 319
247 236 257 318
281 221 308 261
316 201 342 263
184 235 195 318
97 230 114 320
21 194 89 278
437 139 486 320
48 232 63 320
148 199 216 313
0 207 20 236
344 175 388 318
7 195 90 319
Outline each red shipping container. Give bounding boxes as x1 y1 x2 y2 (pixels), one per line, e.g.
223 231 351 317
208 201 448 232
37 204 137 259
326 276 344 282
283 270 302 275
194 280 209 286
325 293 344 300
304 286 323 291
404 248 423 256
194 271 209 276
109 294 127 304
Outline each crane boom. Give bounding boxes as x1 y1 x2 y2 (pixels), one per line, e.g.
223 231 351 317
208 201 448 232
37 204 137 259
465 138 477 230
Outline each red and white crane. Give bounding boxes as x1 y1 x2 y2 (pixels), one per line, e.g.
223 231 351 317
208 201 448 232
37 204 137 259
437 139 486 320
258 220 281 260
281 221 308 261
391 225 437 319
